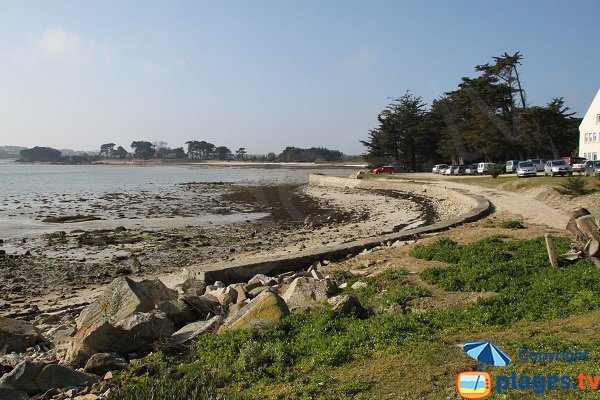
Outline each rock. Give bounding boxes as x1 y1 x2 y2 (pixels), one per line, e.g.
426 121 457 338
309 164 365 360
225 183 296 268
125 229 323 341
0 318 46 354
68 311 174 365
33 314 62 326
247 286 269 298
175 278 206 297
113 250 130 261
0 361 43 394
157 300 196 327
0 388 27 400
351 281 368 290
327 294 364 316
227 300 248 317
180 295 222 317
76 277 177 329
218 291 289 333
75 394 99 400
84 353 128 376
34 364 98 392
230 284 247 303
309 269 324 280
246 274 276 291
114 310 174 342
281 277 335 310
204 286 237 307
170 316 222 345
338 282 348 289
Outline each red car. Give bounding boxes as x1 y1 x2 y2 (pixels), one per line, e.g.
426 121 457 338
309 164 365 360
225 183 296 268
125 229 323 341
372 165 395 174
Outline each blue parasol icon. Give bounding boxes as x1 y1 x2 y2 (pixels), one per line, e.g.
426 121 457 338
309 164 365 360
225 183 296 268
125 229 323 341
463 341 511 367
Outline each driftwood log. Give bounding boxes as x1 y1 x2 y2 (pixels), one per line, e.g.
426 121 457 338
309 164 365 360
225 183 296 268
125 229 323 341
563 208 600 267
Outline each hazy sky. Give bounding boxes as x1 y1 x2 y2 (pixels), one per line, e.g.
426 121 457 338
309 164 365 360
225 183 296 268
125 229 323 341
1 1 598 154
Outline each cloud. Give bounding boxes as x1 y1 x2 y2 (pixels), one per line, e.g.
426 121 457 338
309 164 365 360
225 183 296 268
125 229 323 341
36 28 82 57
13 27 114 65
339 47 379 72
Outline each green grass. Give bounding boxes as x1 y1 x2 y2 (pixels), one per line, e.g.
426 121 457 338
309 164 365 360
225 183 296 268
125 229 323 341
110 236 600 399
499 219 525 229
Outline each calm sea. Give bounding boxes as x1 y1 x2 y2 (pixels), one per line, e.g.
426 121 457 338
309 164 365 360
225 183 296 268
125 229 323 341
0 160 355 238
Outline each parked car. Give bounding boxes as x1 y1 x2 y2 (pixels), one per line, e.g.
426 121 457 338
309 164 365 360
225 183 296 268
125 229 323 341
516 161 537 178
442 165 457 175
544 160 572 177
372 165 395 174
464 164 478 175
583 160 600 176
527 159 546 172
572 159 588 174
561 156 587 167
453 165 466 175
477 162 496 175
432 164 448 174
505 160 521 174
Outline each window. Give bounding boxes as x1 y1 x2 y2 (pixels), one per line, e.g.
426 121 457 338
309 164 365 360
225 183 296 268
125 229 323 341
595 133 598 142
597 114 600 124
585 133 589 143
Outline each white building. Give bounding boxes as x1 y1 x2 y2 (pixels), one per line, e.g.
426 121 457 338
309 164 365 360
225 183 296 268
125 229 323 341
579 88 600 161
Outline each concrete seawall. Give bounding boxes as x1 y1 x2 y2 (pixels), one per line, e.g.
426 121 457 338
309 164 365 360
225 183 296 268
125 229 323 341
190 175 491 283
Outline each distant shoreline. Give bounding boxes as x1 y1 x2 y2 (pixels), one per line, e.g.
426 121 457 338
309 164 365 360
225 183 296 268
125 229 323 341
97 159 367 169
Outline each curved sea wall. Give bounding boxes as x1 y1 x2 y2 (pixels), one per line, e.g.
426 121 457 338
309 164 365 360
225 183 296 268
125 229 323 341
192 174 491 283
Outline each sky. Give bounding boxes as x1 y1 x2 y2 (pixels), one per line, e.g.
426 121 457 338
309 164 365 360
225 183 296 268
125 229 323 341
0 1 599 155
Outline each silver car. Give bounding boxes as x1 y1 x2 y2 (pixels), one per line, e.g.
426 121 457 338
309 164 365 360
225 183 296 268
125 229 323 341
527 159 546 172
544 160 572 177
516 161 537 178
583 160 600 176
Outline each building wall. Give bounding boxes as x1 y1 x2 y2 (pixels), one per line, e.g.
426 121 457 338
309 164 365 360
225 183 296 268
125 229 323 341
579 89 600 161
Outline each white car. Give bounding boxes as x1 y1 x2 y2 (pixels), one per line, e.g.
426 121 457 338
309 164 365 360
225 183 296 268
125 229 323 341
442 166 455 175
432 164 448 174
516 161 537 178
544 160 572 177
477 162 496 175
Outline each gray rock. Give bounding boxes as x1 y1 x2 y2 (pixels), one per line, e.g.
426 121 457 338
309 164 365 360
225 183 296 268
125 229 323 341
218 291 289 333
0 318 46 354
34 364 98 392
226 300 248 317
180 295 222 317
230 284 247 303
176 278 206 296
157 300 196 327
0 388 27 400
0 361 42 394
246 274 276 291
204 286 237 307
351 281 368 290
247 286 269 298
76 277 177 329
114 310 174 341
327 294 363 316
83 352 128 376
170 316 222 345
281 277 335 310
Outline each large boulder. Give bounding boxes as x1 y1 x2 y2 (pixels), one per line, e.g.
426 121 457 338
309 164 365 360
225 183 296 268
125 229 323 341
0 361 43 394
76 277 177 329
0 318 46 353
34 364 98 393
327 294 364 316
174 278 206 297
246 274 277 291
170 316 222 345
83 353 128 376
218 291 289 333
68 311 174 365
281 277 335 311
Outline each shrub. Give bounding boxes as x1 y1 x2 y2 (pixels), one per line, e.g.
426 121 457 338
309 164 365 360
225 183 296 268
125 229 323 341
488 164 505 179
499 219 524 229
554 177 595 196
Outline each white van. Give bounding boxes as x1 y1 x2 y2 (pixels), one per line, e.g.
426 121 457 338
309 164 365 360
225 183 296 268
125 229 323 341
477 162 496 174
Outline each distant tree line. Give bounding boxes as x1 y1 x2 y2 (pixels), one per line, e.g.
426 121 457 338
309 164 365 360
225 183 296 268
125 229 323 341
361 52 581 171
17 141 348 164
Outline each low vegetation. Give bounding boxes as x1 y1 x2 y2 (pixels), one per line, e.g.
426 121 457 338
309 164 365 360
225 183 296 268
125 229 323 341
499 219 525 229
110 236 600 399
554 176 596 196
